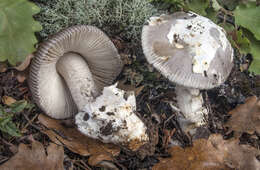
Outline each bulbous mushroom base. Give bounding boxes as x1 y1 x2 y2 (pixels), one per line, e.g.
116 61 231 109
175 86 208 133
75 84 149 151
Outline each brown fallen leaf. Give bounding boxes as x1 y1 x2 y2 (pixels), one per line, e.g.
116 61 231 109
2 96 16 106
0 62 8 73
209 134 260 170
38 114 120 166
0 138 64 170
16 72 27 83
225 96 260 135
152 134 260 170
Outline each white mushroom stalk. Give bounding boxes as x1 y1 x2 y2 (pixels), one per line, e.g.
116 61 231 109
75 84 148 151
175 85 207 128
142 12 233 132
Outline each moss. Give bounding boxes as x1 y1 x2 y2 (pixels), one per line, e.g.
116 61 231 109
32 0 161 49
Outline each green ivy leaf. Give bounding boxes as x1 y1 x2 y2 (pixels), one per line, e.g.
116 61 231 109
243 29 260 74
234 2 260 40
234 29 251 54
186 0 210 16
0 0 42 66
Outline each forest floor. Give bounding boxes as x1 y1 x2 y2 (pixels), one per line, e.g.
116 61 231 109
0 36 259 170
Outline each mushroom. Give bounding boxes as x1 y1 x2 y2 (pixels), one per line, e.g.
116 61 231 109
29 25 148 150
29 25 123 119
75 83 148 151
142 12 233 131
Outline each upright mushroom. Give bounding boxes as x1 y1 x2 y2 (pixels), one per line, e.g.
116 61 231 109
142 12 233 131
29 25 148 150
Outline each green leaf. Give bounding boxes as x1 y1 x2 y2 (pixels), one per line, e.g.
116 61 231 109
243 29 260 74
234 2 260 40
5 121 21 137
0 0 42 65
205 7 218 23
10 100 28 113
234 29 251 54
186 0 210 16
211 0 221 11
217 0 238 10
0 113 21 137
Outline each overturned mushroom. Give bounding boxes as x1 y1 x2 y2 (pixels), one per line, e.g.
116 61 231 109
142 12 233 132
29 25 123 119
29 25 148 150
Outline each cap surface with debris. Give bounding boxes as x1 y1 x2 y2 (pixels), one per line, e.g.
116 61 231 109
142 12 233 89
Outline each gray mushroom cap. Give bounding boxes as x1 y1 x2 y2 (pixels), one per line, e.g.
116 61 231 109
142 12 233 89
29 25 123 119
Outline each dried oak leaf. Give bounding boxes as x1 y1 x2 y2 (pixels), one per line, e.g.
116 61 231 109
209 134 260 170
0 138 64 170
38 114 120 166
2 96 16 106
152 135 228 170
152 134 260 170
225 96 260 135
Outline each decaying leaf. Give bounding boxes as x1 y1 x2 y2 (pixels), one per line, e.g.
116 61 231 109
209 134 260 170
152 134 260 170
38 114 120 166
152 135 227 170
0 62 7 73
16 72 27 83
225 96 260 135
117 80 144 97
2 96 16 106
0 137 64 170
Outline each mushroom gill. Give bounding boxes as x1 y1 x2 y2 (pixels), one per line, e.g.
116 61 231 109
29 25 123 119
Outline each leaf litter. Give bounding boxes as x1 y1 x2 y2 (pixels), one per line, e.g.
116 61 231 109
152 134 260 170
38 114 120 166
0 136 64 170
225 96 260 135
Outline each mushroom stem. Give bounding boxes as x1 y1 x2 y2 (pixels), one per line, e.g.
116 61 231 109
175 85 208 129
56 52 100 110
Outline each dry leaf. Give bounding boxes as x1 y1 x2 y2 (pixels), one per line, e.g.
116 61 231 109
16 72 27 83
0 138 64 170
117 80 144 97
0 62 7 73
14 53 33 71
225 96 260 135
2 96 16 106
38 114 120 166
209 135 260 170
153 134 260 170
152 136 228 170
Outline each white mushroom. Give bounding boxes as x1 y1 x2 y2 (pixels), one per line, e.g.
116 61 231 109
75 84 148 151
29 25 148 150
29 25 123 119
142 12 233 132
